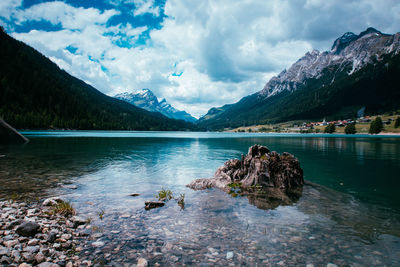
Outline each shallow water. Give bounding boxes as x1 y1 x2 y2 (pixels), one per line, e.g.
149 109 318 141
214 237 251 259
1 131 400 265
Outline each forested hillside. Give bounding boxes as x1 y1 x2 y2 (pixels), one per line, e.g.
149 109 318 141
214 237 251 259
0 28 196 131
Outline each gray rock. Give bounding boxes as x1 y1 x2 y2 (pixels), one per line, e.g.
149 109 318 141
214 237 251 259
92 241 105 248
0 246 9 256
0 255 11 264
37 262 61 267
35 252 46 264
47 232 57 243
42 197 62 207
226 251 234 260
16 221 40 237
71 216 87 228
7 219 23 229
24 245 40 254
22 252 35 262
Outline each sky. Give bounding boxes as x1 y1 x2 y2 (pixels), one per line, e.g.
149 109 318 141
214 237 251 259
1 0 400 118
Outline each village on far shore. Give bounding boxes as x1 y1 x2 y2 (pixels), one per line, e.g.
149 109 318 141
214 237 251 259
229 112 400 135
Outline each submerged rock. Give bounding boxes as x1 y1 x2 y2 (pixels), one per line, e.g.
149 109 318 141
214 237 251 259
144 201 165 210
187 144 304 209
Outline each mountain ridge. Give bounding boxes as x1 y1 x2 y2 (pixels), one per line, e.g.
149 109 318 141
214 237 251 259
198 27 400 130
114 89 197 123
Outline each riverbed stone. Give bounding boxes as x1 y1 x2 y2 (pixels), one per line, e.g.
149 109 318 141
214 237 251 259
137 257 148 267
16 221 40 237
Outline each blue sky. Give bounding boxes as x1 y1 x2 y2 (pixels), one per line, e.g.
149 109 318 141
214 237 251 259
1 0 400 117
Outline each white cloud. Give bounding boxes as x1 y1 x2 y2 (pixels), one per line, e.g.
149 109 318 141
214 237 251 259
15 1 119 30
0 0 22 20
133 0 160 17
5 0 400 118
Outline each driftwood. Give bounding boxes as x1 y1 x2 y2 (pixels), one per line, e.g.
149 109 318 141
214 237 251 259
0 119 29 144
187 144 304 209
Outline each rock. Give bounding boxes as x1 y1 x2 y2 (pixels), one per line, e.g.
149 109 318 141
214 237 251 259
226 251 234 260
71 216 87 228
1 255 11 264
187 144 304 209
62 185 78 190
37 262 61 267
4 239 19 247
137 257 148 267
42 197 63 207
27 239 39 246
7 219 24 229
327 264 338 267
144 201 165 210
47 232 57 243
0 119 29 144
35 252 46 263
18 263 32 267
92 241 105 248
0 246 9 256
23 245 40 254
22 252 34 262
129 193 141 197
16 221 40 237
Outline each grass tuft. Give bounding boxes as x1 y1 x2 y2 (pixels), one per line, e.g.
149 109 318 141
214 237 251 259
49 200 76 217
156 188 174 202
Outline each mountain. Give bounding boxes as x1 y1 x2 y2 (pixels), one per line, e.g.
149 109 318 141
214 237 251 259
0 28 196 131
115 89 197 123
198 28 400 130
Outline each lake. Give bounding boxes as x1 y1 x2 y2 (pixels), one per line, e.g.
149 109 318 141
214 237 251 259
1 131 400 266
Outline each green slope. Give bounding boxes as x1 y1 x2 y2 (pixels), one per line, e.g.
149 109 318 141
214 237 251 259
0 28 196 131
198 53 400 130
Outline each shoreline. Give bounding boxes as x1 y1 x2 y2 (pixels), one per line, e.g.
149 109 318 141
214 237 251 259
0 198 89 267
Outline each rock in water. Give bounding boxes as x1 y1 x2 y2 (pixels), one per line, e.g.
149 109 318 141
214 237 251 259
0 119 29 144
187 144 304 209
16 221 40 237
144 201 165 210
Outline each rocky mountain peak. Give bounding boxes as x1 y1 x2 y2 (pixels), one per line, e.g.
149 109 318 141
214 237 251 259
331 32 358 53
358 27 382 37
260 27 400 98
114 89 197 123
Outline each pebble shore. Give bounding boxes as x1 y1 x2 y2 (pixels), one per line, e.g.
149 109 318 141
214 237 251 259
0 199 88 267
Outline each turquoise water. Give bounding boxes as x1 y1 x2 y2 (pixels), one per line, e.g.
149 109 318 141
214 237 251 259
1 131 400 265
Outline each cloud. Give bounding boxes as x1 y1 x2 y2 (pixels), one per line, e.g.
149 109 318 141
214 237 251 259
0 0 22 20
15 1 119 30
4 0 400 118
133 0 160 17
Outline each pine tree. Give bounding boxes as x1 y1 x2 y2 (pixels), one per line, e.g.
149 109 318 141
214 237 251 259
395 117 400 128
344 123 356 134
324 123 336 133
369 117 383 134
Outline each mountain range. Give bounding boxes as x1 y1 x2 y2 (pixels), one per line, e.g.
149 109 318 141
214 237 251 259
0 28 196 131
198 27 400 130
115 89 197 123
